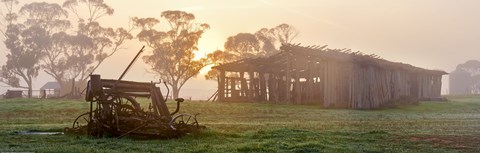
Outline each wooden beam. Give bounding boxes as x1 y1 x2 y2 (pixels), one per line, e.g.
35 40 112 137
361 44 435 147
285 53 291 103
239 72 246 98
218 70 226 102
248 71 254 101
260 72 267 102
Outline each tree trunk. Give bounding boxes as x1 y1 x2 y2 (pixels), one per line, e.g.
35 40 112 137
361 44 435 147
58 80 68 96
27 80 32 98
172 84 179 99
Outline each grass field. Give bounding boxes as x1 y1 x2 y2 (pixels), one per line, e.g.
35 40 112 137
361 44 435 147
0 96 479 152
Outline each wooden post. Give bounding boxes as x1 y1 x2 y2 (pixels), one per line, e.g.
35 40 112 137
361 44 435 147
319 64 325 104
323 61 331 108
278 76 286 102
230 77 238 100
435 75 442 97
260 72 267 102
294 72 301 104
240 72 246 98
285 53 291 103
248 71 255 101
268 74 275 102
306 60 314 103
218 70 226 102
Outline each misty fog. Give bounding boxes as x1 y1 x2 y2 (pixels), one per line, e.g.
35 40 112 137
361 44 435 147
2 0 480 99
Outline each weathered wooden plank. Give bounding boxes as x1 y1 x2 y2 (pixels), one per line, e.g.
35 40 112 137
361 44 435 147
218 70 226 102
240 72 246 98
285 54 292 103
259 72 267 102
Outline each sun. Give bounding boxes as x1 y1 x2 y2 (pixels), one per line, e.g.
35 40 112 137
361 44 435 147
195 35 224 75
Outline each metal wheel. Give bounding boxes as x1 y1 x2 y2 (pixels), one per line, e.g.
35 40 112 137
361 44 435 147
113 96 141 117
169 113 199 131
72 112 90 129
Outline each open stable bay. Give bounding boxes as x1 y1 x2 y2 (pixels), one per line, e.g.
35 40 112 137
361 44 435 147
0 96 479 152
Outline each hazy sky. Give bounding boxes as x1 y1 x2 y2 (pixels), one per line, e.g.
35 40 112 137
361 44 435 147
1 0 480 98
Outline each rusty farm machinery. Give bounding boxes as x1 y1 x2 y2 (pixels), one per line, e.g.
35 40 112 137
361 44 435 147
65 46 204 139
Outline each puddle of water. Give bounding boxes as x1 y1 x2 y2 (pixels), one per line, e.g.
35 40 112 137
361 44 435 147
15 131 64 135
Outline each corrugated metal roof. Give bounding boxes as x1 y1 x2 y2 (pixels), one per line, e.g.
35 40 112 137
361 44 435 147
40 82 60 89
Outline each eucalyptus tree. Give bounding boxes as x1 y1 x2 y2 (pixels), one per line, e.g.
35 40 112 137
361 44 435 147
269 23 299 44
1 24 47 97
0 0 46 98
57 0 133 86
17 2 71 91
204 23 299 80
133 10 210 99
1 0 133 95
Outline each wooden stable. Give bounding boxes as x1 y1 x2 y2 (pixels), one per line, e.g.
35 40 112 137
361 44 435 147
213 44 446 109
